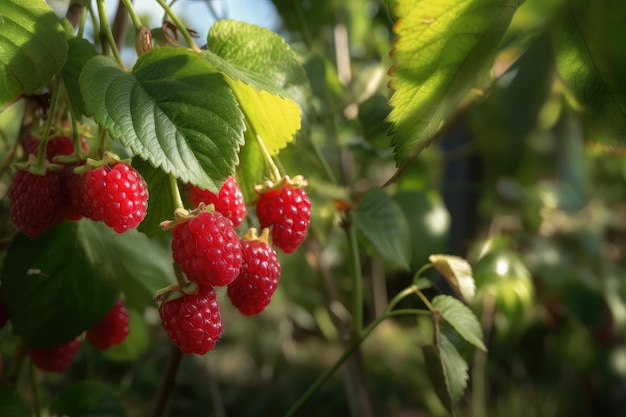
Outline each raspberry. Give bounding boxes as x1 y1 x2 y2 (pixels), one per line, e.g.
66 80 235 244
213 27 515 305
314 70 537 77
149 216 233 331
59 164 89 221
171 209 243 287
227 229 281 316
255 176 311 253
159 285 222 355
28 336 82 373
82 162 148 233
187 176 247 227
8 169 62 238
86 299 130 350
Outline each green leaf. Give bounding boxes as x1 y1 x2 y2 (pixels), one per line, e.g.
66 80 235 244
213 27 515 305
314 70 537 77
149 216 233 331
203 19 308 156
61 37 98 116
432 294 486 351
229 80 301 156
557 0 626 136
235 128 266 203
353 188 411 270
50 381 126 417
429 255 476 303
387 0 521 166
133 158 177 237
422 333 469 416
80 48 245 193
104 228 172 311
0 388 30 417
0 0 67 108
1 221 119 347
102 310 150 361
204 20 308 101
393 190 450 271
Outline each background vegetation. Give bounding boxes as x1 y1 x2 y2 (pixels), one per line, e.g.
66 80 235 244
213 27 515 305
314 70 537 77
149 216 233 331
1 0 626 416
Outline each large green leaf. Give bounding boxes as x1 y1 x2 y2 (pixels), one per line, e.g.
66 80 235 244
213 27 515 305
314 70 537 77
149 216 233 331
432 294 486 351
557 0 626 136
50 381 126 417
353 188 411 270
204 19 308 101
80 48 245 193
61 37 98 116
0 0 67 108
387 0 522 166
1 221 120 347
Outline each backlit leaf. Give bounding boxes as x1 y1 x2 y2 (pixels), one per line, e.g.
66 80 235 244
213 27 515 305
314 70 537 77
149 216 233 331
0 0 67 108
387 0 522 166
557 0 626 136
432 294 486 351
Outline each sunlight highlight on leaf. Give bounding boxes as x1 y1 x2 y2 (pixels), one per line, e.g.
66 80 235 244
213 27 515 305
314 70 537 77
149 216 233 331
387 0 522 166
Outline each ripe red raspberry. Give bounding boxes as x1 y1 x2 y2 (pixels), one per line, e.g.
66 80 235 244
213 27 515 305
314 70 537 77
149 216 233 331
255 176 311 253
159 285 222 355
8 169 62 238
82 162 148 233
59 164 89 221
187 176 247 227
171 209 243 287
227 229 281 316
28 336 82 373
86 299 130 350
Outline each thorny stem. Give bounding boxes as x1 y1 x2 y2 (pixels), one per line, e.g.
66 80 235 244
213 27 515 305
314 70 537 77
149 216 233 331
169 174 184 210
36 76 62 167
284 284 426 417
155 0 201 53
96 0 126 68
151 344 184 417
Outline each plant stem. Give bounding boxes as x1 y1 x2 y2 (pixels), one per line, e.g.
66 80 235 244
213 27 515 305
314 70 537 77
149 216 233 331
255 133 282 183
284 284 424 417
155 0 201 53
77 4 88 37
151 344 184 417
120 0 143 31
96 0 126 68
169 174 184 209
345 212 363 334
36 76 62 166
30 363 41 417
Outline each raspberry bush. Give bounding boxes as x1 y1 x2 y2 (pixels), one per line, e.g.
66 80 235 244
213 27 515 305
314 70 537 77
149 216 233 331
0 0 624 417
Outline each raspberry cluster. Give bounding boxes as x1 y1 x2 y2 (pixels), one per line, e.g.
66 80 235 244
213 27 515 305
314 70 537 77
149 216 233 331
157 175 310 355
8 133 148 237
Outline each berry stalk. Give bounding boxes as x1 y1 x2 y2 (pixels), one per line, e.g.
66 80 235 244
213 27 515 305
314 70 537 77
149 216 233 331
35 76 62 167
95 0 126 69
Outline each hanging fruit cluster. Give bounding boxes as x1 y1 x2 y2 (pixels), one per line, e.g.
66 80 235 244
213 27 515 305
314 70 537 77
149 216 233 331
156 174 311 355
